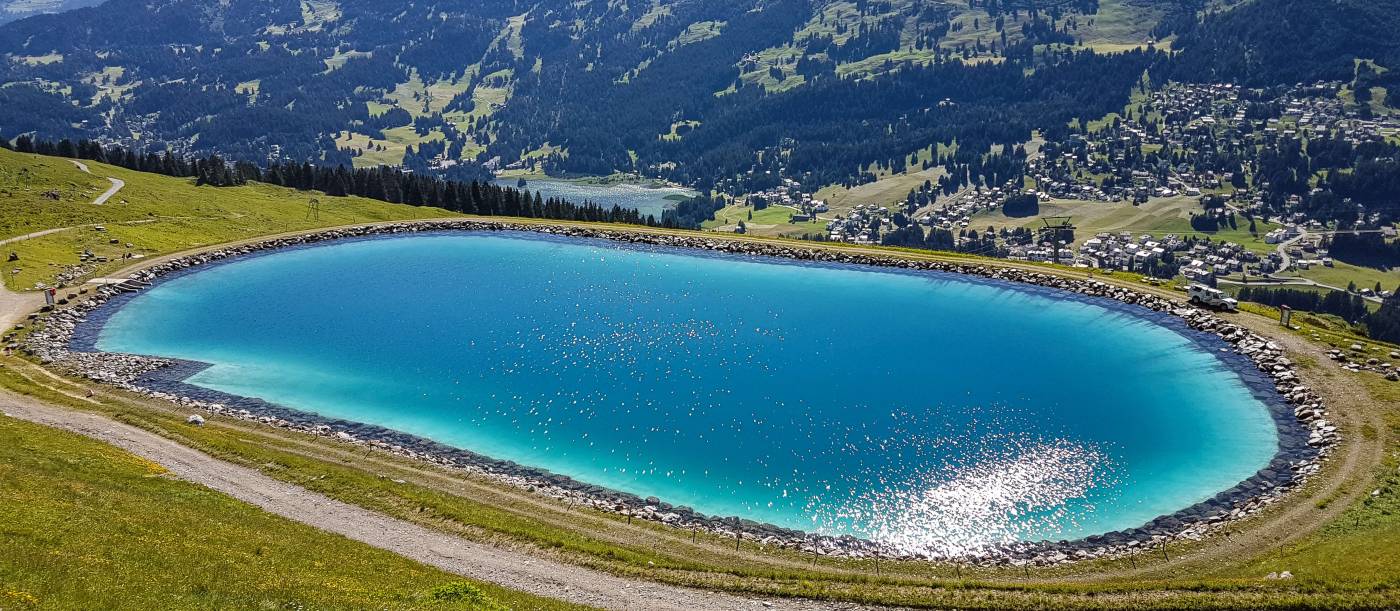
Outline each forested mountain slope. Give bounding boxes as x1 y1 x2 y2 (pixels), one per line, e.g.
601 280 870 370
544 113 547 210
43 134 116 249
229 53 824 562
0 0 1394 192
1166 0 1400 86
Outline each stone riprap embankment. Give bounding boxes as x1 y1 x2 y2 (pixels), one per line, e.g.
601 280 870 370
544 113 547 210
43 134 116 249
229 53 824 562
17 220 1340 565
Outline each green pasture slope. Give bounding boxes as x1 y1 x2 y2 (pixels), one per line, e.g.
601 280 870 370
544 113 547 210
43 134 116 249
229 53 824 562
0 147 455 291
0 394 581 610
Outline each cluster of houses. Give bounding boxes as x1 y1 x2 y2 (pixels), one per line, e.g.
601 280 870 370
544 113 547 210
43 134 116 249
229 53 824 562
1274 227 1339 272
1263 225 1297 244
1031 81 1400 214
824 204 892 244
1005 243 1074 264
1080 233 1179 269
1076 232 1262 279
1028 83 1246 204
915 184 1023 230
748 178 830 222
820 182 1027 246
739 81 1400 285
1072 226 1349 279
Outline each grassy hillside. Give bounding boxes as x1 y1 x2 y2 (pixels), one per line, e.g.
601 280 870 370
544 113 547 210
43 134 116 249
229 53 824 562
1213 349 1400 589
0 148 457 290
0 388 580 610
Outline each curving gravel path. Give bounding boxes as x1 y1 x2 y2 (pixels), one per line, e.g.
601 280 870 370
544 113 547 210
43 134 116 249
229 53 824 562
67 158 126 205
2 158 127 329
92 177 125 205
0 391 870 611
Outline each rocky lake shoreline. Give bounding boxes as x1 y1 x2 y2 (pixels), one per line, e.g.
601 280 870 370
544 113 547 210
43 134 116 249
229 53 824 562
18 220 1340 565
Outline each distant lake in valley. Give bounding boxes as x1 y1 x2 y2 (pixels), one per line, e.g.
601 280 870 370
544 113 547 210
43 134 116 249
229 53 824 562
493 177 696 219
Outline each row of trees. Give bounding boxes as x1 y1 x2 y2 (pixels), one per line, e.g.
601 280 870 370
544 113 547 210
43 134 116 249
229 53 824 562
1235 285 1400 346
10 134 256 187
1329 232 1400 269
1236 286 1371 323
878 223 1012 257
1366 292 1400 344
1001 193 1039 217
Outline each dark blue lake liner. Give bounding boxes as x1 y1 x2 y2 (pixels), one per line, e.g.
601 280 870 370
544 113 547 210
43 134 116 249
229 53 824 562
69 229 1316 553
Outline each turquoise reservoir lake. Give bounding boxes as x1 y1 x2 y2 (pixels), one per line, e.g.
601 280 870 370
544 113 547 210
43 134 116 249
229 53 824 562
97 233 1278 555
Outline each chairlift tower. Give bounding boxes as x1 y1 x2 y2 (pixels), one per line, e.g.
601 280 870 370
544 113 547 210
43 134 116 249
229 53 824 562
1038 216 1076 264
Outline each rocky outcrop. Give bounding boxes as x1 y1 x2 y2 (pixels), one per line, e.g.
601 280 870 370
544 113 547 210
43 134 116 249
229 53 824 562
19 220 1339 565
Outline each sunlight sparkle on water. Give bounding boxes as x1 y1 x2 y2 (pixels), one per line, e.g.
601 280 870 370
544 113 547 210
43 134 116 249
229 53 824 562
811 438 1115 558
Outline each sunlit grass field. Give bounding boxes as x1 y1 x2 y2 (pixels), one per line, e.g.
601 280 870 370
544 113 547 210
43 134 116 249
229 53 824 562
1 148 455 290
0 396 581 610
